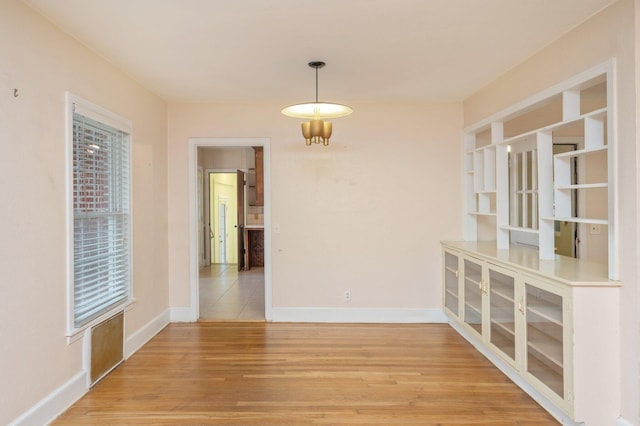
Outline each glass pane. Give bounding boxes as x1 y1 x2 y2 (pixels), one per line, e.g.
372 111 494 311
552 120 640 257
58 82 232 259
463 259 483 333
489 269 515 361
444 252 459 315
526 151 533 189
526 283 564 397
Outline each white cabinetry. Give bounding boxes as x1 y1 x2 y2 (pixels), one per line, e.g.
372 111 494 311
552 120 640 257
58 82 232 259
442 241 619 424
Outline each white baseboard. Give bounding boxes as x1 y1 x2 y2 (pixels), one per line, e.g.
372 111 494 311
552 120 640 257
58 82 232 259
270 308 448 323
10 309 173 426
125 309 170 359
447 319 579 426
170 307 197 322
8 371 86 426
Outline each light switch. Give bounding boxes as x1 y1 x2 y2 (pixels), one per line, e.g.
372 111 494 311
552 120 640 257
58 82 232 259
273 224 281 234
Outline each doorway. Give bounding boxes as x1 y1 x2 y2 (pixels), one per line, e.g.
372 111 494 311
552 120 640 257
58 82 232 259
188 138 271 322
208 172 238 265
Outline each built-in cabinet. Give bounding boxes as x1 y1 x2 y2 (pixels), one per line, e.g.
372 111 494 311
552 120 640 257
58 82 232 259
442 241 619 424
446 61 621 424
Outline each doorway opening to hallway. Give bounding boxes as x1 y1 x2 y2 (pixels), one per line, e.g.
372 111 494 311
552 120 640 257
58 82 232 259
190 139 271 322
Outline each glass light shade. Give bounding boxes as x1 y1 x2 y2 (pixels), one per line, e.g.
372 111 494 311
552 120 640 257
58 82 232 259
281 102 353 119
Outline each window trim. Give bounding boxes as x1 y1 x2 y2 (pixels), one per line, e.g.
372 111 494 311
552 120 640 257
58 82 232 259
65 92 134 341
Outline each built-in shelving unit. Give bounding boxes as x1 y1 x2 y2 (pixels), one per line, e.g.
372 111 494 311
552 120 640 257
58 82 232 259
461 62 616 279
446 60 620 425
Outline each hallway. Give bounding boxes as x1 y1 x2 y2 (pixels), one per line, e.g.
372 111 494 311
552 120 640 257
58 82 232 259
198 264 265 320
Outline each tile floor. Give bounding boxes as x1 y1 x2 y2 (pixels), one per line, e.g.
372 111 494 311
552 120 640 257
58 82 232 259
198 264 265 321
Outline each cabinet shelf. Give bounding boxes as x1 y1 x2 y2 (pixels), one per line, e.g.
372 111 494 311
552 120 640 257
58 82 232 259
527 327 563 370
527 305 562 326
527 353 564 397
464 301 482 316
445 266 458 275
491 288 514 303
491 319 515 338
464 276 481 287
445 289 458 299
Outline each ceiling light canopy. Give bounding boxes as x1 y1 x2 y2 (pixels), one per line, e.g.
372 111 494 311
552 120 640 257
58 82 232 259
281 61 352 146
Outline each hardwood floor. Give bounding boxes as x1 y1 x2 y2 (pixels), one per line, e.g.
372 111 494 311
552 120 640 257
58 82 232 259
54 322 557 425
199 264 265 320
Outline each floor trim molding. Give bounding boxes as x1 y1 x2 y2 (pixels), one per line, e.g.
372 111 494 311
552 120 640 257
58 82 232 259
10 310 172 426
270 308 447 323
170 307 197 322
8 371 86 426
125 309 170 359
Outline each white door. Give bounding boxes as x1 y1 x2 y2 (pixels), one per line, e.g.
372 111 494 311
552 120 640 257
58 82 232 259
218 198 228 263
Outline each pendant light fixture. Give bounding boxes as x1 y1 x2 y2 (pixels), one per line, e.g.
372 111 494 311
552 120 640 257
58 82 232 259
281 61 353 146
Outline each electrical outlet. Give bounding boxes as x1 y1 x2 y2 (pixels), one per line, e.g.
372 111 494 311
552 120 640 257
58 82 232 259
590 224 601 235
344 289 351 301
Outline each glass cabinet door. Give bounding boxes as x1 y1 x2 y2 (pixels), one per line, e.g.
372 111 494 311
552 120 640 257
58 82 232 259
525 281 564 398
463 258 483 334
443 251 459 316
488 266 516 362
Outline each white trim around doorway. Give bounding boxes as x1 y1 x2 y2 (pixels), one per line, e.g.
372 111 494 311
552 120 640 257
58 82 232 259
187 138 272 321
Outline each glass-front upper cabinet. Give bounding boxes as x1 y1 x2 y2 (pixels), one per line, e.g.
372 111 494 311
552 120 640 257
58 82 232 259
443 251 460 317
487 265 517 364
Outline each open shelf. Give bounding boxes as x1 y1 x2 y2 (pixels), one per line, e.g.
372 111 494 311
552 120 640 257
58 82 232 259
541 216 608 225
555 182 608 190
554 144 607 159
499 225 539 234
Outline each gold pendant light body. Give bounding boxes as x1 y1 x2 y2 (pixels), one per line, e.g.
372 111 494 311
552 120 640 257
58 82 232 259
281 62 351 146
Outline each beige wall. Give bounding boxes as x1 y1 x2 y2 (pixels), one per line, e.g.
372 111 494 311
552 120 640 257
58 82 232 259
168 102 462 310
464 0 639 423
0 1 169 424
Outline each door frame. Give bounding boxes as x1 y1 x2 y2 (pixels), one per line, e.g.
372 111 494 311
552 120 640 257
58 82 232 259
188 138 272 321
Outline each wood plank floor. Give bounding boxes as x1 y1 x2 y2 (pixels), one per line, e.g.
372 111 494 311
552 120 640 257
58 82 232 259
54 322 558 425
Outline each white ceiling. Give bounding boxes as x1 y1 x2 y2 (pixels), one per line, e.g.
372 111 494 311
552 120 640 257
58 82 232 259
23 0 616 103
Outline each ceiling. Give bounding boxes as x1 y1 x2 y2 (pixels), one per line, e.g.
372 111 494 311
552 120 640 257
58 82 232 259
23 0 617 104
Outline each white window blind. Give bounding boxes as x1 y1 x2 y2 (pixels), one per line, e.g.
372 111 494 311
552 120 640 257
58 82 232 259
72 107 130 328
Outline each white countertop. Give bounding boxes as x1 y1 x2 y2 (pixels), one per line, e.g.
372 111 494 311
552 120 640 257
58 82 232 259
441 240 618 287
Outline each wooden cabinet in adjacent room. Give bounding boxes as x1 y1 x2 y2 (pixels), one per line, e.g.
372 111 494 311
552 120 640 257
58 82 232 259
244 228 264 269
253 146 263 206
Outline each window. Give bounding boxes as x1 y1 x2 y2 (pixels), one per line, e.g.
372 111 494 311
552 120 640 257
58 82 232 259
508 138 539 247
67 94 131 333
